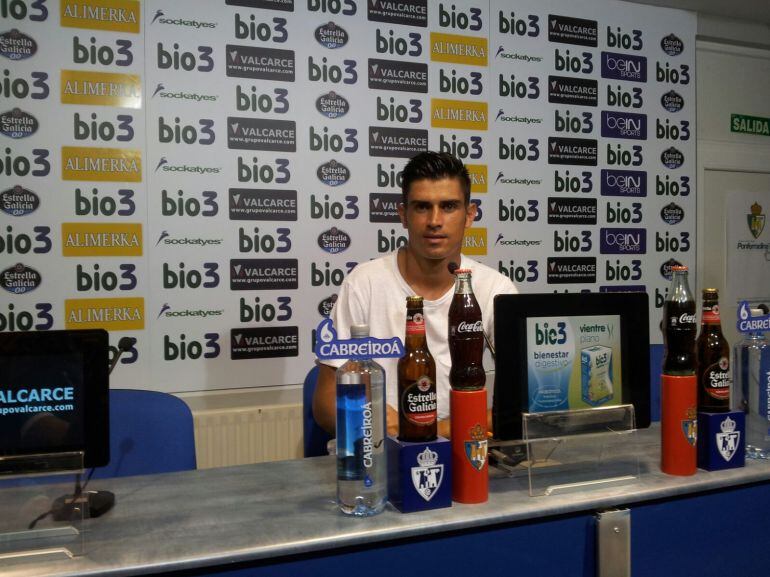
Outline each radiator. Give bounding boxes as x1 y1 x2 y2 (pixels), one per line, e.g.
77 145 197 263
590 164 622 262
192 404 304 469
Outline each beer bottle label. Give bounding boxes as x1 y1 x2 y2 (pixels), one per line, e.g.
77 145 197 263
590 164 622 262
406 311 426 335
702 304 720 323
401 375 437 425
702 356 731 400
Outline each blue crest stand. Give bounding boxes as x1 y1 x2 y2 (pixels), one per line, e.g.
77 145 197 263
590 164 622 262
386 436 452 513
697 411 745 471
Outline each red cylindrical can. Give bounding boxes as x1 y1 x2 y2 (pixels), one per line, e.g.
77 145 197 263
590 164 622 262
660 374 697 475
450 389 488 503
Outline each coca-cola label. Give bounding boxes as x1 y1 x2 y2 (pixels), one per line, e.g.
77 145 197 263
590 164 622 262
455 320 483 334
670 313 696 327
402 377 437 426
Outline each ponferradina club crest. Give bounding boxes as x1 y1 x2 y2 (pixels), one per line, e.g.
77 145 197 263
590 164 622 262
464 423 488 471
411 447 444 501
748 202 766 239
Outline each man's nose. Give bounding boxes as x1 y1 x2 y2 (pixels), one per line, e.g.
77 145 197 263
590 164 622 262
427 206 442 227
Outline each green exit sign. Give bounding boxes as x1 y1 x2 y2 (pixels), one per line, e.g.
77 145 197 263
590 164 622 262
731 114 770 137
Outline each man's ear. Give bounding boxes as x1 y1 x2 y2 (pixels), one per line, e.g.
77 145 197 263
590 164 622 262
398 202 407 228
464 201 477 228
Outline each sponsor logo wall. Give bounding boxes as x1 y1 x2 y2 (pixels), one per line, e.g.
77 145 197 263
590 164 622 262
1 0 695 392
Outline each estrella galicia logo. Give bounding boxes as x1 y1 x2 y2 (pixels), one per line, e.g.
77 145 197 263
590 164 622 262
231 326 299 360
230 258 298 290
601 111 647 140
369 193 401 223
600 228 646 254
226 44 295 81
315 22 348 49
318 227 351 254
547 257 596 284
600 170 646 197
661 90 684 113
316 91 349 119
548 15 598 47
601 52 647 82
0 108 38 138
547 197 597 225
318 294 338 318
548 137 597 166
661 147 684 169
225 0 294 11
0 185 40 216
548 76 597 107
1 263 41 294
660 258 683 280
229 188 297 221
317 160 350 186
661 34 684 56
369 126 428 158
368 59 428 93
368 0 427 28
227 117 296 152
0 29 37 60
661 202 684 225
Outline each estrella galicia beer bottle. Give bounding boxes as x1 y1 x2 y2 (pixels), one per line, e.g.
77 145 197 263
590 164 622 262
398 296 437 442
696 288 731 412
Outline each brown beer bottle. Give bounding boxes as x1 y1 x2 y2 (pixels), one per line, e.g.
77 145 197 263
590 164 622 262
398 296 437 442
696 288 731 412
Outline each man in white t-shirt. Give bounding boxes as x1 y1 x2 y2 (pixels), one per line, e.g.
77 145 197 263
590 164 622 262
313 151 517 438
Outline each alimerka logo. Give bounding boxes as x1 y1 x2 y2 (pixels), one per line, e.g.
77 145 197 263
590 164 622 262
431 98 487 130
61 70 141 108
64 297 145 331
60 0 141 34
430 32 487 66
62 146 142 182
62 222 142 257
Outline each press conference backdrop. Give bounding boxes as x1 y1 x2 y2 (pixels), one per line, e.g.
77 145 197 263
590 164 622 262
0 0 695 392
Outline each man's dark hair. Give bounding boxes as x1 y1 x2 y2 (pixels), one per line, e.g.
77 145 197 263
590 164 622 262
401 151 471 205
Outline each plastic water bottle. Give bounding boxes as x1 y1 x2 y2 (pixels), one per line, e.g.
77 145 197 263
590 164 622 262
336 324 387 515
734 308 770 459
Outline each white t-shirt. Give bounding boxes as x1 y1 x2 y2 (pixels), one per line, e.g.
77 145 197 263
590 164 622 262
320 252 517 419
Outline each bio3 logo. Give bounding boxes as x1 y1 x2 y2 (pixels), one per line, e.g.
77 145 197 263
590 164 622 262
309 0 357 15
162 262 219 289
499 10 538 36
376 96 422 124
164 333 220 361
555 170 593 193
237 156 290 184
656 174 690 196
0 224 51 254
535 321 567 345
440 68 482 96
498 199 539 222
234 13 288 42
439 134 482 160
311 260 357 287
0 69 49 99
0 148 50 177
607 26 642 50
377 228 407 253
499 73 539 99
310 194 358 220
0 0 47 21
375 28 421 57
607 84 643 109
308 55 357 84
238 226 291 253
555 110 593 134
605 259 642 281
72 36 133 66
498 260 539 283
554 229 592 252
161 189 217 217
0 302 53 331
158 116 215 145
157 42 214 72
76 263 137 291
240 295 292 322
554 49 592 74
74 112 134 142
236 85 289 114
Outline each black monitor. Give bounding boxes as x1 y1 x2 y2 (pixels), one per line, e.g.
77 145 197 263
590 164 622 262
493 292 651 440
0 329 109 470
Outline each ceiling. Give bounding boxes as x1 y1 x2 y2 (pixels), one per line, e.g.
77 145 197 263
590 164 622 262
623 0 770 26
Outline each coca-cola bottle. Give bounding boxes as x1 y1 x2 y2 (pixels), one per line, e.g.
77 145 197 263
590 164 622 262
448 269 486 391
662 265 697 375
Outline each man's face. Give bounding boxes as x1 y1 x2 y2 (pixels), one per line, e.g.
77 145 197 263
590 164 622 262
398 177 475 261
